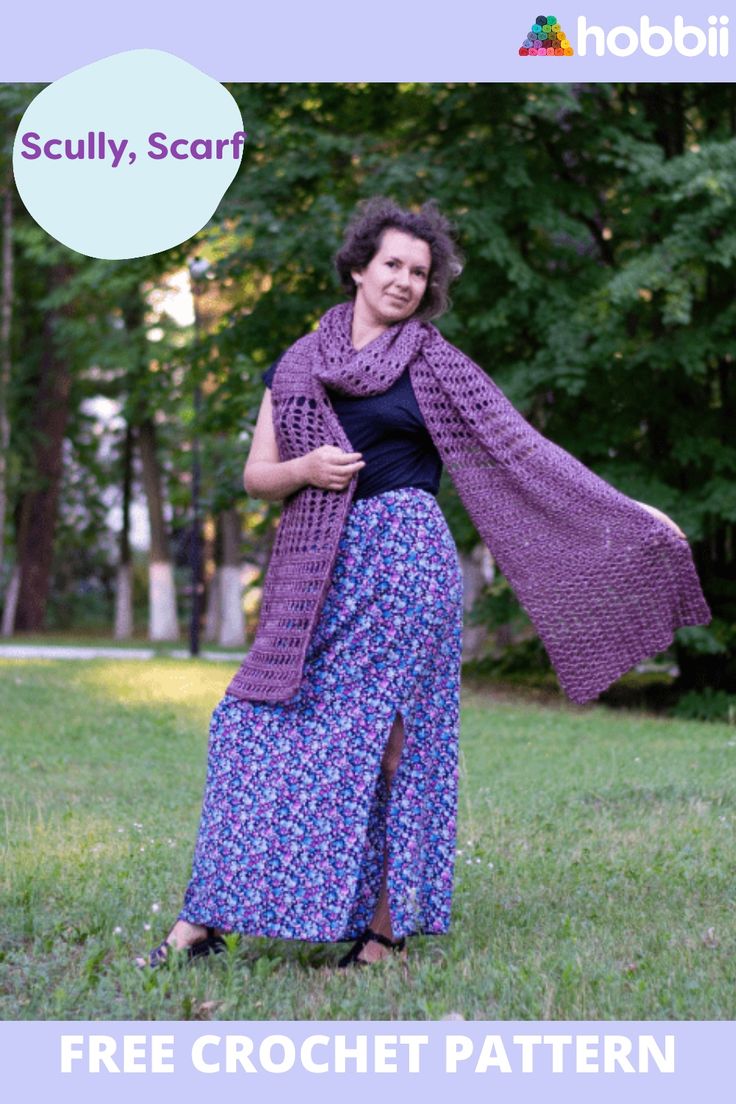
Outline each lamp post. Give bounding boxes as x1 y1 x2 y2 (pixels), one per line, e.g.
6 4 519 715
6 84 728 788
187 255 210 657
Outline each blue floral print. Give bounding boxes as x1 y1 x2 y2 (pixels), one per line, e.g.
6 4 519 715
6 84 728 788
178 488 464 942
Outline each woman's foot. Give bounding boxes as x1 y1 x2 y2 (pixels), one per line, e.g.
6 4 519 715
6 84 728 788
337 927 407 968
355 936 402 964
134 920 225 968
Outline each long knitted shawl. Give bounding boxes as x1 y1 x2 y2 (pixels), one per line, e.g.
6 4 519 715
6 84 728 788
227 301 710 705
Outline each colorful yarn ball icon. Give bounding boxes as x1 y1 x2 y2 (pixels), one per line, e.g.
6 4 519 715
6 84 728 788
519 15 574 55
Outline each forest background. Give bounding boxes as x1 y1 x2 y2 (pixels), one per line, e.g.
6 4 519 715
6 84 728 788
0 82 734 719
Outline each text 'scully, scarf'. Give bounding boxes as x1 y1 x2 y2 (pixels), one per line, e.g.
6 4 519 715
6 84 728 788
227 302 710 705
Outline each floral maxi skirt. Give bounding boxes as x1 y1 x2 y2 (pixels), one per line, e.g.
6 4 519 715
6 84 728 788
178 487 464 942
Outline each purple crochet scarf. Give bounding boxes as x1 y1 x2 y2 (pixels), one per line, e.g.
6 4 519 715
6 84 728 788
227 301 710 705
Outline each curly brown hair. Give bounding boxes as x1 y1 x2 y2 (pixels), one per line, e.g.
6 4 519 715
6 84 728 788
334 197 463 322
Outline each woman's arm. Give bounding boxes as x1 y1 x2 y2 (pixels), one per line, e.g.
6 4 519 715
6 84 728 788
243 390 306 501
243 389 365 502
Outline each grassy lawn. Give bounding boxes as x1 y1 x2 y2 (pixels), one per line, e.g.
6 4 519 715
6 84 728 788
1 658 734 1021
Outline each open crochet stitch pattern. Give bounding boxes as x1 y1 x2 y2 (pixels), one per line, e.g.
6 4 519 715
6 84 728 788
227 302 710 705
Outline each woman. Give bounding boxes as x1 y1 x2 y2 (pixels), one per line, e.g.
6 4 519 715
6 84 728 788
138 197 709 970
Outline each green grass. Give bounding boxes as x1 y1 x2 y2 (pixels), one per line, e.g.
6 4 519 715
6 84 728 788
1 658 735 1021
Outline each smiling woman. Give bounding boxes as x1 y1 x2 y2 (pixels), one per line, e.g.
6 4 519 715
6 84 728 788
138 195 709 973
349 229 431 334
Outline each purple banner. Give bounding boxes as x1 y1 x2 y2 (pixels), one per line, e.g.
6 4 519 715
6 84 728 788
1 1021 734 1103
1 1 735 81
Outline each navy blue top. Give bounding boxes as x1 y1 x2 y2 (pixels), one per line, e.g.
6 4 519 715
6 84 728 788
262 357 442 501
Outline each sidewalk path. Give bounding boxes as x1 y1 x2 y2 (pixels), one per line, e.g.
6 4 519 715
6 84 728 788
0 644 244 662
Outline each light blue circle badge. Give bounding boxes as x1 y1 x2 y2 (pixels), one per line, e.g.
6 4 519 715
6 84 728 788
12 49 246 260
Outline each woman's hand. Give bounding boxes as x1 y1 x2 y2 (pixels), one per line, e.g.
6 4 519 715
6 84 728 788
301 445 365 492
634 500 687 540
244 391 365 501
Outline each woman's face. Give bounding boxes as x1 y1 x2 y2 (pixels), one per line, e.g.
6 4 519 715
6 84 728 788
351 228 431 328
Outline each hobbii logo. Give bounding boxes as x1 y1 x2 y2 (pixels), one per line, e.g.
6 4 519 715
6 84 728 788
577 14 730 57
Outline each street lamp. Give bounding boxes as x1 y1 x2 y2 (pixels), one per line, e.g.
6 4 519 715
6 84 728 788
187 255 211 657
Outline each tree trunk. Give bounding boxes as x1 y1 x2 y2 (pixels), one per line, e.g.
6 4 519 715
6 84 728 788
137 418 179 640
203 513 220 642
13 266 73 631
1 563 20 636
460 544 495 661
218 506 245 648
113 422 134 639
0 184 13 608
639 85 686 159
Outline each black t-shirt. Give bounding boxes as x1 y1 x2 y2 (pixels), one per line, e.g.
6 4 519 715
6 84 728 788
261 357 442 501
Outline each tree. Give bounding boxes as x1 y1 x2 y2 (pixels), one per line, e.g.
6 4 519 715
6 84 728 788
1 82 732 695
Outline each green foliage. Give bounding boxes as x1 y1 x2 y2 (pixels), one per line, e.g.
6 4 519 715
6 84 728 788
676 624 730 656
0 85 41 183
465 639 551 682
670 688 736 724
2 82 734 688
464 575 548 678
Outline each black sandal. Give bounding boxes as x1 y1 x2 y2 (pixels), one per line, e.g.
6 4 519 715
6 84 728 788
136 927 227 969
337 927 406 968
